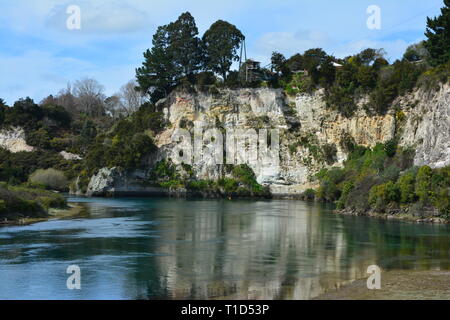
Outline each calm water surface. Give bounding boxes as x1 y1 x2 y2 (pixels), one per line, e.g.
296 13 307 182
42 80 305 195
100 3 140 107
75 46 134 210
0 197 449 300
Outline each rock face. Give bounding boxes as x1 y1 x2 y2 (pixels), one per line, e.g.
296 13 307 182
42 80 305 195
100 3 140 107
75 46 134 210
60 151 82 161
0 127 35 153
398 83 450 168
152 87 396 196
86 167 165 197
85 84 449 197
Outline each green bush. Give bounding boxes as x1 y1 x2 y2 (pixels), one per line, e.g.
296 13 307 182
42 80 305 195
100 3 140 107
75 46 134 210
0 199 6 214
397 171 416 203
322 144 337 165
0 183 66 218
415 165 433 204
434 188 450 216
29 168 68 191
336 181 354 209
301 188 316 201
369 181 400 211
37 196 66 210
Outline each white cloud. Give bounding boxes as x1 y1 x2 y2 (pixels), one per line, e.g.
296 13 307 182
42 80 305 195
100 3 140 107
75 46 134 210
333 39 414 62
255 30 331 58
0 50 91 104
45 1 151 34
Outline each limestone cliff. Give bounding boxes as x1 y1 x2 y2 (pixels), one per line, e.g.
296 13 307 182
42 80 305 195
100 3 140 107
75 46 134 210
85 83 449 197
0 127 35 153
397 83 450 168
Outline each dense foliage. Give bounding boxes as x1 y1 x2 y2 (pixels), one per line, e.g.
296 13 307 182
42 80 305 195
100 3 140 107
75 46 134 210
309 142 449 218
0 1 449 210
0 182 66 219
150 161 270 198
202 20 245 81
136 12 245 102
424 0 450 66
80 103 165 186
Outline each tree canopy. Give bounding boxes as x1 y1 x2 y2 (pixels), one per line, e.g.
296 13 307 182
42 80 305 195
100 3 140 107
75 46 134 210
202 20 245 81
424 0 450 66
136 13 246 102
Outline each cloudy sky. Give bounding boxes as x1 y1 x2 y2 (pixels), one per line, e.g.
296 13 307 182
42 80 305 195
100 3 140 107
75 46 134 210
0 0 444 105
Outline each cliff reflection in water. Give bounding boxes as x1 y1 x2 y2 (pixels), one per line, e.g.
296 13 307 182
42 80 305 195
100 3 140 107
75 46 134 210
1 197 447 300
119 199 448 300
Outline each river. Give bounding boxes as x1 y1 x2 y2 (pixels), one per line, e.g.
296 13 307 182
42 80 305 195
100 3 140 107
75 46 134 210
0 197 448 300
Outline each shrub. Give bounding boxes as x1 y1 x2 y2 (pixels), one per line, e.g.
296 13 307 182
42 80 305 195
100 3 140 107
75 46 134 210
415 165 433 204
301 189 316 201
26 128 52 149
37 196 66 210
369 181 400 211
187 180 210 191
397 171 416 203
0 199 6 214
322 143 337 165
194 72 217 86
384 139 397 157
336 181 354 209
381 165 401 183
29 168 68 191
218 178 239 193
316 180 340 202
340 132 356 153
434 188 450 216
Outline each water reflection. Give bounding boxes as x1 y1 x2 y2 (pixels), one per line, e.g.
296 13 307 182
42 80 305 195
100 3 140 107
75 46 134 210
0 198 448 300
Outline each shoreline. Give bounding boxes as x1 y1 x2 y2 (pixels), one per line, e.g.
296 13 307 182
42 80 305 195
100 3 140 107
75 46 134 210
74 191 450 224
0 203 88 227
335 208 449 224
314 269 450 300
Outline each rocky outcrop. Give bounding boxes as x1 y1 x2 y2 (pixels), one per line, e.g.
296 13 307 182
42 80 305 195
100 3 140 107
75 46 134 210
84 84 449 197
0 127 35 153
85 167 165 197
152 88 396 196
398 83 450 168
60 151 82 161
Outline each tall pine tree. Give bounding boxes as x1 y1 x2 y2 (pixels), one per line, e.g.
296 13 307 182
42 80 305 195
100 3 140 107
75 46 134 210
136 12 203 102
424 0 450 66
202 20 245 81
136 25 178 102
167 12 204 78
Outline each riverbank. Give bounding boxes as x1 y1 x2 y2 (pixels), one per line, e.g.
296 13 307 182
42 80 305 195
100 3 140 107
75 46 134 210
314 269 450 300
335 207 449 224
0 203 88 227
75 189 449 224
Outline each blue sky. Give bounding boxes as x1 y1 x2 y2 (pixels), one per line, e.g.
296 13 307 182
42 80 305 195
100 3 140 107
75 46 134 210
0 0 444 105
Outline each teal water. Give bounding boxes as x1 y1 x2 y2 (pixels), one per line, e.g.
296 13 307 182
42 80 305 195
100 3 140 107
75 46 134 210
0 197 448 300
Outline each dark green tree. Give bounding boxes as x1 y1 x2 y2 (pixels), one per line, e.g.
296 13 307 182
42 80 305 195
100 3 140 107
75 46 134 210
355 48 385 66
403 41 430 62
424 0 450 66
136 25 178 102
271 51 287 75
202 20 245 81
0 99 6 125
317 56 337 88
303 48 328 84
136 13 204 102
286 53 304 72
303 49 327 71
415 165 433 204
167 12 204 78
79 120 97 152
